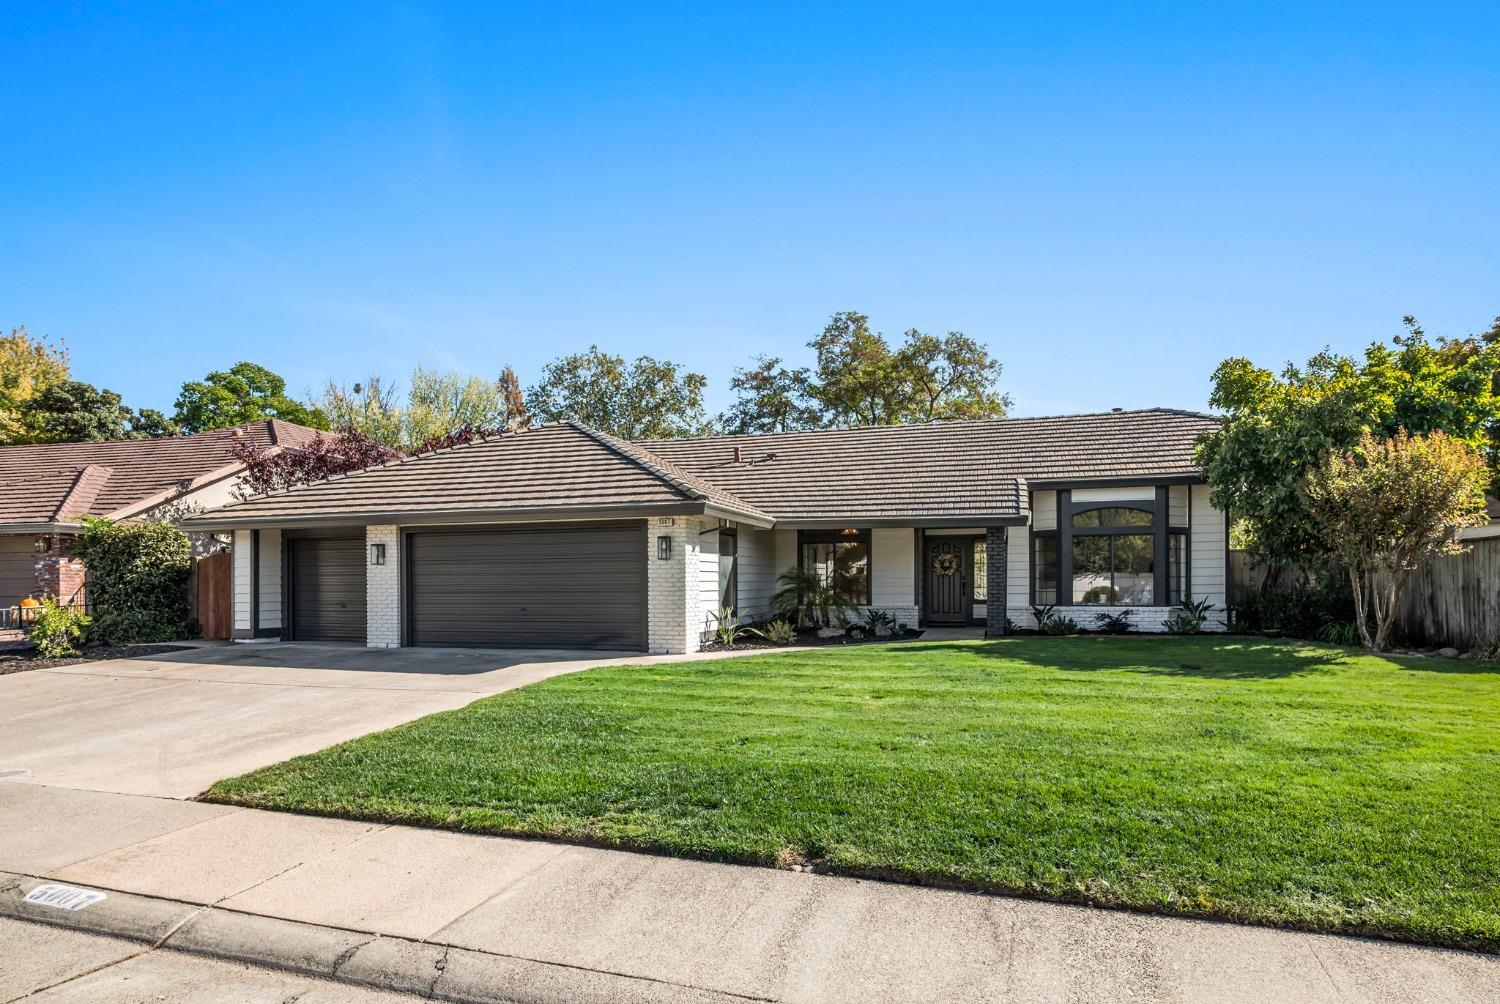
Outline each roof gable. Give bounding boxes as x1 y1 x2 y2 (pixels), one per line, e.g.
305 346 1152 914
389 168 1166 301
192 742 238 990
181 422 771 527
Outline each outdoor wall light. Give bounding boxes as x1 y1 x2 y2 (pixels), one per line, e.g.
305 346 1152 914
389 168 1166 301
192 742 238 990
657 535 672 560
34 536 50 553
369 543 386 566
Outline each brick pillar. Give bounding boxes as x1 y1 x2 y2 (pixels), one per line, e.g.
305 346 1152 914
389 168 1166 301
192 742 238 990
985 526 1008 637
34 534 85 604
366 525 400 648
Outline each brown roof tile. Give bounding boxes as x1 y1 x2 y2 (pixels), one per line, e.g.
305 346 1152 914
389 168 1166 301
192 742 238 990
183 422 770 526
0 421 323 526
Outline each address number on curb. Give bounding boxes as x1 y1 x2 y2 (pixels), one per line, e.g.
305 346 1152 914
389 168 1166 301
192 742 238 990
23 884 107 911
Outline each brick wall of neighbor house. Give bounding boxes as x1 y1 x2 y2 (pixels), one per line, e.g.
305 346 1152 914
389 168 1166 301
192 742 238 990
366 524 400 648
33 533 85 604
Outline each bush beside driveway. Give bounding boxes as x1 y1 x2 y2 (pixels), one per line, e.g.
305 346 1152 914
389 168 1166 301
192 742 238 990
205 637 1500 952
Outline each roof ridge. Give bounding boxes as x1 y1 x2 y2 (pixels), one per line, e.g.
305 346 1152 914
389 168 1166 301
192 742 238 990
564 422 705 503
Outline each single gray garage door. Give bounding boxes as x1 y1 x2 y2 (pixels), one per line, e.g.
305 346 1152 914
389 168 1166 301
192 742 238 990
287 532 367 643
407 523 646 650
0 535 36 610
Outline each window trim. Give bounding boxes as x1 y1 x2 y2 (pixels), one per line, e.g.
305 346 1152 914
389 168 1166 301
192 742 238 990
718 527 738 614
797 528 873 607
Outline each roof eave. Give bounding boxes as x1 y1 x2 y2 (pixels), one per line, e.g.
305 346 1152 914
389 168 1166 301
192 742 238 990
774 514 1028 529
1028 473 1204 490
0 521 81 534
178 500 710 532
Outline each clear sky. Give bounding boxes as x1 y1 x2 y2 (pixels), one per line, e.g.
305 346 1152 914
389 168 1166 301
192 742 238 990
3 2 1497 421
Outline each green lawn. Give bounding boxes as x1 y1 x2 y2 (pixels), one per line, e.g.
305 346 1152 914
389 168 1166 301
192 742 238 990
204 637 1500 951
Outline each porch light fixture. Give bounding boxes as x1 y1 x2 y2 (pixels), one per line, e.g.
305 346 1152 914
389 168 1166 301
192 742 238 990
657 535 672 560
34 537 50 553
369 543 386 566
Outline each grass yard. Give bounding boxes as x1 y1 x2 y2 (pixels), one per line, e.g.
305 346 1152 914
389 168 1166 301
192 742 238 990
205 637 1500 951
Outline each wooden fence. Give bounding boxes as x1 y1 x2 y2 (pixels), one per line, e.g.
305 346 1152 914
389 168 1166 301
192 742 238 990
1392 536 1500 650
194 551 233 640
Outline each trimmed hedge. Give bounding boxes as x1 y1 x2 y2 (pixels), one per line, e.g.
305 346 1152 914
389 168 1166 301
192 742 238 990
75 517 197 643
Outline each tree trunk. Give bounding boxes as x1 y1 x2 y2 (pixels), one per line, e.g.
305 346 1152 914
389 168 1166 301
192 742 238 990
1349 568 1376 651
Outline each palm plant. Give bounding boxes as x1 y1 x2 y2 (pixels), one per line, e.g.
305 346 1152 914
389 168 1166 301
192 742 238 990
770 567 857 629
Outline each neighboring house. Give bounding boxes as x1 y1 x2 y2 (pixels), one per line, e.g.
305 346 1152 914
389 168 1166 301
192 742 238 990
0 420 322 611
1460 497 1500 540
179 408 1228 654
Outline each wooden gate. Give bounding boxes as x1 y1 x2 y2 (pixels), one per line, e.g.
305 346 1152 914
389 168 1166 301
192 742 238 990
195 550 232 640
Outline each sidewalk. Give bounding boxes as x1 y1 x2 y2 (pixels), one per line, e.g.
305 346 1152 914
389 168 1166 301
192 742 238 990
3 782 1496 1003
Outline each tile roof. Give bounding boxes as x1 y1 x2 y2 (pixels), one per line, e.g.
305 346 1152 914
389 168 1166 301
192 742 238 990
0 420 322 527
182 422 772 527
181 408 1217 528
638 408 1219 522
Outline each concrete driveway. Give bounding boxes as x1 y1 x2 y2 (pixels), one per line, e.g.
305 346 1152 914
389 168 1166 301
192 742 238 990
0 642 667 798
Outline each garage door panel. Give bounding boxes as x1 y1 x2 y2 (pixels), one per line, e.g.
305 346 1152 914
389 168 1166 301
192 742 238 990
407 524 645 650
0 536 36 609
288 535 367 643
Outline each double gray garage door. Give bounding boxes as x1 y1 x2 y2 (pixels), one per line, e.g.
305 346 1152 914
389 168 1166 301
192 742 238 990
285 523 646 650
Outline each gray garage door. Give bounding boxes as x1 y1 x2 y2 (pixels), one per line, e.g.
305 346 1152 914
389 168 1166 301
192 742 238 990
287 532 367 643
0 535 36 610
407 523 646 650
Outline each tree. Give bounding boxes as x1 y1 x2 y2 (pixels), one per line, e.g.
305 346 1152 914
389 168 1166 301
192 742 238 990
748 311 1010 429
498 365 529 433
22 380 178 443
228 428 401 498
405 366 510 447
173 362 328 433
526 346 712 439
1304 429 1488 651
0 326 70 443
1197 318 1500 571
319 376 405 449
719 356 821 434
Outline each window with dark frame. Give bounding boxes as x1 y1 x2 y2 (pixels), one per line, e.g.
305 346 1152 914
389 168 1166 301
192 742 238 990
972 539 987 601
718 528 738 613
798 528 871 606
1032 493 1190 608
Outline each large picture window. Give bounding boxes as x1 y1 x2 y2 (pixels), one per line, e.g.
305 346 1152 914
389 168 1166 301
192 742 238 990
1031 492 1189 608
799 529 871 606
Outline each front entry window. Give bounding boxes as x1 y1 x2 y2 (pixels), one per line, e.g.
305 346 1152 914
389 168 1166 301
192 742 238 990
1072 534 1154 604
799 529 871 605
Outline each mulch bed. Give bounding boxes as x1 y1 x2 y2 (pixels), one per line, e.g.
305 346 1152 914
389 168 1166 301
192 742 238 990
0 644 192 676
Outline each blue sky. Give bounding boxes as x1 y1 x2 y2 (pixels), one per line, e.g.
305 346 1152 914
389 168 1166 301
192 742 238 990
3 2 1497 420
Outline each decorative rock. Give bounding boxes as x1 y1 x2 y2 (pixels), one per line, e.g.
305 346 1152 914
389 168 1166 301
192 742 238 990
1438 647 1460 659
816 626 843 639
875 625 893 637
1459 652 1475 660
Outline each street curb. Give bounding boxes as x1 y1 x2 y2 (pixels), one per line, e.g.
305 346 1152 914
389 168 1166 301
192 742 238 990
0 872 767 1003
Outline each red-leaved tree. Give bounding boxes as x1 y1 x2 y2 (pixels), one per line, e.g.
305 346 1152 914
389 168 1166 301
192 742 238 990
228 428 402 499
409 423 503 456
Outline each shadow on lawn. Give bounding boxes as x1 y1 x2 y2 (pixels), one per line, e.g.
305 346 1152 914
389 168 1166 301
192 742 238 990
908 637 1349 680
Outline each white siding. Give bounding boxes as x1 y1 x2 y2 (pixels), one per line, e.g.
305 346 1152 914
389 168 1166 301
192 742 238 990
1189 484 1228 628
257 528 282 633
1032 490 1058 531
867 527 918 624
1072 485 1154 503
1006 522 1032 628
736 525 776 619
231 529 254 635
694 524 720 643
772 528 797 579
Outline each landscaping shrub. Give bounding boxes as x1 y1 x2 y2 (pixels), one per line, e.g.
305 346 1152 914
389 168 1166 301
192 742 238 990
30 597 91 657
74 517 197 644
1233 576 1355 639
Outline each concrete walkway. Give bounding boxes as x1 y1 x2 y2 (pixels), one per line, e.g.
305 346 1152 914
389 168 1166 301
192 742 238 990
3 782 1496 1003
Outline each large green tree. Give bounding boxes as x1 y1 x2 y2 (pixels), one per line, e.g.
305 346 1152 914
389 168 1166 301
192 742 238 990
1304 429 1488 651
1197 317 1500 570
23 380 179 443
173 361 328 433
723 312 1010 431
527 346 712 439
0 326 70 444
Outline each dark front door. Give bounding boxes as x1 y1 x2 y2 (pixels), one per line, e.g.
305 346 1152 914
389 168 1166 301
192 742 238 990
287 533 368 643
924 538 970 625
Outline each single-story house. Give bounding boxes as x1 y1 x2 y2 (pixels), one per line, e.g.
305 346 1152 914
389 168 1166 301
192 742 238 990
0 420 321 610
179 408 1228 653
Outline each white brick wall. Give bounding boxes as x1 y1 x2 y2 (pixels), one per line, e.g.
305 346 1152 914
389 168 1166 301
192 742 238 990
648 517 711 654
366 525 401 648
